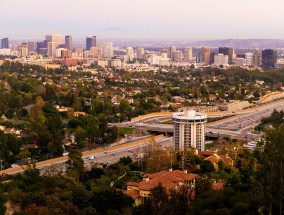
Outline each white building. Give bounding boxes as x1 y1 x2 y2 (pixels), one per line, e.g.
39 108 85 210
0 49 11 56
184 47 193 62
214 54 229 66
20 46 28 57
137 47 145 60
126 47 134 62
110 59 122 67
97 60 108 68
47 42 56 57
275 59 284 69
235 58 246 66
100 42 113 58
148 55 170 66
173 110 207 151
245 53 254 66
148 55 161 65
159 57 170 66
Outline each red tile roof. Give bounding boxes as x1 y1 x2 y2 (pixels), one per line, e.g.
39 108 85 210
219 155 233 165
212 182 224 190
204 154 233 166
127 170 198 191
198 151 215 158
124 189 140 200
205 155 219 163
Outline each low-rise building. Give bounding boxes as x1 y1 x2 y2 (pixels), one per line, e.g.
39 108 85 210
204 153 233 171
125 169 198 206
218 100 251 111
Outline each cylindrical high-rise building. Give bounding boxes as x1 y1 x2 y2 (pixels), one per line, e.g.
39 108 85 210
173 110 207 151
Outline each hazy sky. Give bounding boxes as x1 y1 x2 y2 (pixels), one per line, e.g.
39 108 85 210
1 0 284 40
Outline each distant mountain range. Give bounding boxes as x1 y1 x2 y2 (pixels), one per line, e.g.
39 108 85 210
10 38 284 49
101 39 284 49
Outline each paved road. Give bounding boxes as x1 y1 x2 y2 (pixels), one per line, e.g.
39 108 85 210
39 137 174 175
0 135 168 175
120 99 284 140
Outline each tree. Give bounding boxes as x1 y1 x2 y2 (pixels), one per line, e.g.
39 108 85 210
91 189 133 214
150 183 168 215
144 140 171 172
72 185 91 209
80 206 97 215
66 150 84 179
0 194 6 215
75 126 87 148
260 125 284 214
200 160 215 174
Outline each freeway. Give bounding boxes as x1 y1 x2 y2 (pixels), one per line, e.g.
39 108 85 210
122 99 284 140
130 98 284 122
0 135 171 175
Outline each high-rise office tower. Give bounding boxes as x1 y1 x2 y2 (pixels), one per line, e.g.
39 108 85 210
65 35 72 51
126 47 134 62
219 47 234 64
196 53 203 63
86 36 97 50
100 42 113 58
47 42 56 57
183 47 193 62
173 110 207 151
45 34 62 47
37 41 47 55
137 47 145 60
173 51 183 62
262 49 277 67
20 43 28 57
210 52 216 65
167 46 176 61
245 53 254 66
28 42 38 54
1 38 9 49
202 47 211 65
53 34 62 47
45 35 53 43
253 49 262 67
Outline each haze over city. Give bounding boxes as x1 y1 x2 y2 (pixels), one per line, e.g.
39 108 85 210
1 0 284 214
1 0 284 40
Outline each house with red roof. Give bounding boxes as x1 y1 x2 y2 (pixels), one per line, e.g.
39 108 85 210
205 153 233 171
124 169 198 206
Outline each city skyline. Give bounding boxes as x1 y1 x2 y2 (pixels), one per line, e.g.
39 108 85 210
1 0 284 40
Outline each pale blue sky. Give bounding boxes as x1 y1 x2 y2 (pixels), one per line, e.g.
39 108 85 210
1 0 284 40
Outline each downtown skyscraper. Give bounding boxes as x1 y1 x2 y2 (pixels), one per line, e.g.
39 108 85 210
65 35 72 51
1 38 9 49
86 36 97 51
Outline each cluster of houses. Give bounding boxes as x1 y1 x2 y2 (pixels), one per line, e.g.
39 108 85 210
123 150 233 206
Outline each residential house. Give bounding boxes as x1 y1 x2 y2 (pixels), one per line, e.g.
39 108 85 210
124 169 198 206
